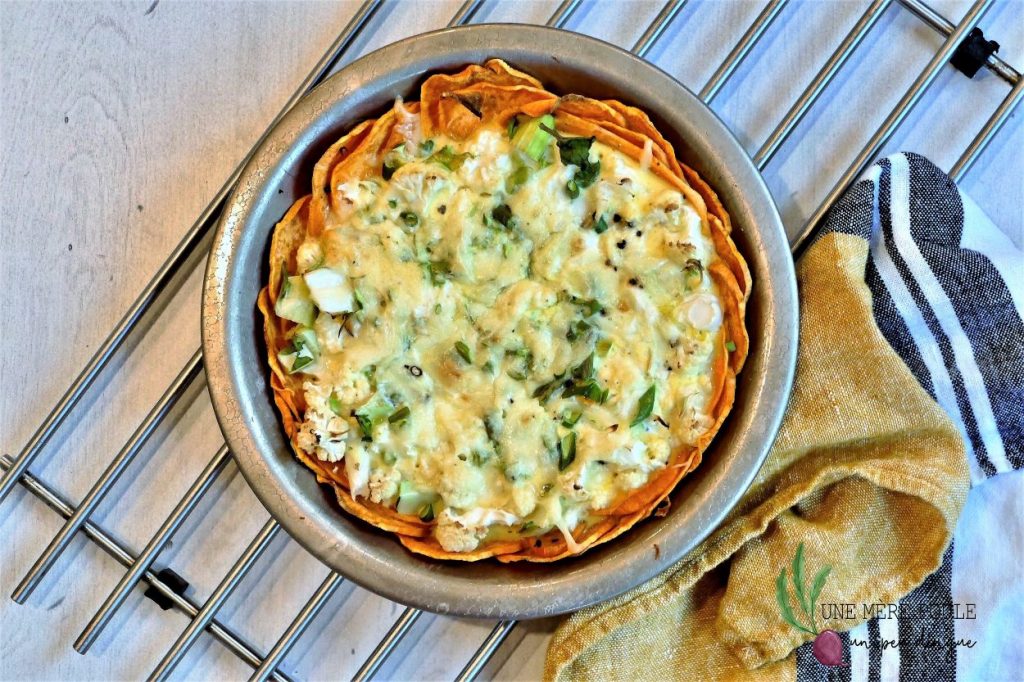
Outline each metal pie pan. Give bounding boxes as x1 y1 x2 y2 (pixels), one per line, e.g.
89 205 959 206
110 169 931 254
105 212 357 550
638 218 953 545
202 24 798 619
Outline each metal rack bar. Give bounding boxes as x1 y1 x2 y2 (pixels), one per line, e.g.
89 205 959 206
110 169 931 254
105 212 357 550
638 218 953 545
548 0 582 29
0 456 290 682
249 571 345 682
793 0 994 250
75 445 233 653
632 0 687 59
949 73 1024 182
899 0 1020 84
351 607 423 682
0 0 384 507
454 621 518 682
12 349 205 604
699 0 789 103
450 0 486 27
6 0 1021 679
149 519 282 682
754 0 894 169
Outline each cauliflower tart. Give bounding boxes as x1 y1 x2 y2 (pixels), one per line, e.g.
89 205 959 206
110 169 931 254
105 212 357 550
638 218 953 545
258 60 750 562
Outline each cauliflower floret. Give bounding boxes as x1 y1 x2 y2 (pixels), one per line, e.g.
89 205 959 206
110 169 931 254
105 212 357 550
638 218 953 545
435 511 482 553
368 469 400 504
314 312 345 354
434 508 519 553
296 239 324 274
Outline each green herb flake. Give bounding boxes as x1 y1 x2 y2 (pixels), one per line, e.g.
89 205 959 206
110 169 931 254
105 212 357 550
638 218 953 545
631 385 656 427
388 198 398 209
561 409 582 428
506 116 519 140
455 340 474 364
725 340 737 352
399 211 419 228
594 215 609 234
419 139 435 155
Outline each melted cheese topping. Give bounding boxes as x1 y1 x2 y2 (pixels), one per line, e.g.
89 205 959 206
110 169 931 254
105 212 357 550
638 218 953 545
291 126 724 553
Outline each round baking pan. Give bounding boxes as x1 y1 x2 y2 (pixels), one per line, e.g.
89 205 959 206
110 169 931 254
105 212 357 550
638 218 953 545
202 24 798 619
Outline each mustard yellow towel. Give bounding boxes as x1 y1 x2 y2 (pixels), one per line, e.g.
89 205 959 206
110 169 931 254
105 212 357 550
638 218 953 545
545 166 971 680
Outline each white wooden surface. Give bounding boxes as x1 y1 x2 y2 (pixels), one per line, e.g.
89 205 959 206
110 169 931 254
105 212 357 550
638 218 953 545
1 1 1021 680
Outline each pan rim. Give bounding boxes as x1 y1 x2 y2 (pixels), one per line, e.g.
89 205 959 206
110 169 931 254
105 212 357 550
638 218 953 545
202 23 798 619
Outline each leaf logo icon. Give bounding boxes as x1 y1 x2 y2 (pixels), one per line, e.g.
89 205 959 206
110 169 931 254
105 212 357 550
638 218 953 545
776 543 844 666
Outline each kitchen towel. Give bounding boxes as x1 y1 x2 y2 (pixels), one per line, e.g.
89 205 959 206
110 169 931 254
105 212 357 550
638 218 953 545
545 152 1022 681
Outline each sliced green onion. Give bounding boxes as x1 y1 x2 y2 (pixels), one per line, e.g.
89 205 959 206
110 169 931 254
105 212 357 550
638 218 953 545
328 391 343 416
512 114 555 161
594 215 609 234
558 431 577 471
561 409 582 428
419 139 435 155
631 385 656 427
388 405 411 424
274 275 315 326
419 503 435 522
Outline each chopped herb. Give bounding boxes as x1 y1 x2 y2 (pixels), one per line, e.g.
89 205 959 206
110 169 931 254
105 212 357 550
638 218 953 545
399 211 419 228
506 116 519 140
520 520 536 533
381 451 397 465
434 303 442 314
725 340 737 352
419 139 435 155
594 215 609 234
424 259 452 286
490 203 516 229
539 123 601 198
455 340 474 364
483 360 495 374
655 416 670 429
558 431 577 471
387 198 398 209
684 258 704 285
507 369 528 381
388 405 411 424
419 503 435 522
570 296 603 317
328 391 343 416
566 319 591 342
596 338 613 357
631 385 656 427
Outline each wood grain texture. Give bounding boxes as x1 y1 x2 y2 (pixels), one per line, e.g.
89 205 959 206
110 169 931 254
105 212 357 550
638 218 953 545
1 1 1020 680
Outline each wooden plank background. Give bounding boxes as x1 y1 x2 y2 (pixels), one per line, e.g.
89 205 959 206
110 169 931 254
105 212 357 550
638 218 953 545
1 0 1020 679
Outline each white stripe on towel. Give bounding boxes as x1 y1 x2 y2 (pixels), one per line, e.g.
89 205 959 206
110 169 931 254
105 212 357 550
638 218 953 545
864 165 983 483
888 155 1011 474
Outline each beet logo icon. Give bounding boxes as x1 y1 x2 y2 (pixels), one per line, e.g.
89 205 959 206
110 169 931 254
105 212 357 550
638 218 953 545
776 543 844 666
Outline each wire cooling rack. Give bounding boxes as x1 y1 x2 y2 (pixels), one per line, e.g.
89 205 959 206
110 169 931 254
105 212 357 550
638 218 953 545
2 0 1021 679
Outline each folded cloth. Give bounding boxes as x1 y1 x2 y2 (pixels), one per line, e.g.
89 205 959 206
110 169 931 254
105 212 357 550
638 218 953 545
545 152 1021 680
